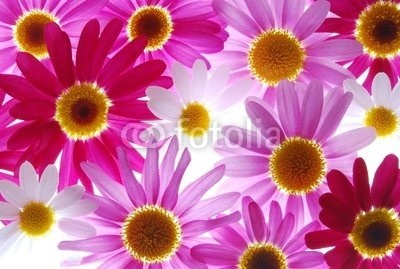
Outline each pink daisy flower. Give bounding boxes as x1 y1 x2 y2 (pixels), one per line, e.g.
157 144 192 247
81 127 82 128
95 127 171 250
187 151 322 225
0 19 172 192
191 197 325 268
58 137 240 268
0 0 108 73
0 161 96 253
306 155 400 268
216 80 376 221
101 0 227 68
319 0 400 89
212 0 361 99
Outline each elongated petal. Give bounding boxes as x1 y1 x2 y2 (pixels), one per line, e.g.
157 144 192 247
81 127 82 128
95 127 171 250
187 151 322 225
38 164 58 203
58 218 96 238
190 244 239 265
50 185 84 210
0 180 27 208
371 154 398 207
58 235 123 253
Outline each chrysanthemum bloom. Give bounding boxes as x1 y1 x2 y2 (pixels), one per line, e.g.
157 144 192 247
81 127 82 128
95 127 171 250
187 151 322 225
0 161 96 253
101 0 227 68
0 19 172 191
146 60 253 142
191 197 325 268
216 80 376 220
306 155 400 268
212 0 361 99
319 0 400 89
58 137 240 268
0 0 108 73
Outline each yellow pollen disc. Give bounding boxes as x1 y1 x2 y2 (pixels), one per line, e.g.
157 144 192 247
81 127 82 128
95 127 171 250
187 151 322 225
269 137 326 195
239 243 287 269
364 106 398 137
179 102 211 137
122 205 182 263
356 1 400 58
350 208 400 258
248 29 305 86
19 202 55 237
127 6 173 51
55 83 111 140
13 9 57 58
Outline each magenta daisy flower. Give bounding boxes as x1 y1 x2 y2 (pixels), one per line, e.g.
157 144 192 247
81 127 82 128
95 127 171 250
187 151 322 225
212 0 361 98
216 80 376 220
319 0 400 89
306 155 400 268
191 197 325 268
58 137 240 268
0 19 172 191
0 0 108 73
101 0 227 68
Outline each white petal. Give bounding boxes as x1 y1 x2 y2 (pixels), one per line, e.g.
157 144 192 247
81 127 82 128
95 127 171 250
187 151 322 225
343 79 373 110
58 218 96 238
38 164 59 203
205 65 230 102
212 78 254 110
372 72 391 106
0 222 20 254
172 62 191 103
19 161 39 200
57 199 97 217
389 82 400 111
191 60 207 101
49 185 84 211
146 86 168 99
147 99 182 121
0 181 28 208
0 202 20 219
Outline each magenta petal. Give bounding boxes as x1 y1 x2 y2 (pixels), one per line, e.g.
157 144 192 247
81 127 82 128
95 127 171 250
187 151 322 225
284 221 320 253
117 148 146 207
277 81 300 137
300 81 323 138
212 225 248 252
44 23 75 88
190 244 239 266
0 75 53 102
175 165 225 215
164 39 210 68
287 251 325 267
182 212 241 236
243 0 273 29
160 136 179 190
16 52 63 97
353 158 372 211
324 241 355 267
268 201 283 237
272 213 295 248
98 251 132 269
242 197 267 242
161 149 191 210
305 229 347 249
371 154 399 208
10 100 54 120
326 170 359 212
58 235 123 253
76 19 100 82
97 36 147 87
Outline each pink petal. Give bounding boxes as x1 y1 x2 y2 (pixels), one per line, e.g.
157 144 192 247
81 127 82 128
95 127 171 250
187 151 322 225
58 235 123 253
243 0 273 29
217 155 268 177
242 196 267 242
190 244 239 266
284 221 320 253
164 39 209 68
307 39 362 61
287 251 325 267
142 146 161 204
212 225 248 251
272 213 295 248
300 80 323 138
277 81 300 137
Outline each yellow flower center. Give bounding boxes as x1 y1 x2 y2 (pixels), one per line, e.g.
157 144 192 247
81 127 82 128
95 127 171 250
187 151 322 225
122 205 182 263
13 9 57 59
364 106 398 137
350 208 400 258
127 6 173 51
55 83 111 140
356 1 400 58
19 201 55 237
248 29 305 86
239 243 287 269
269 137 326 195
179 102 211 137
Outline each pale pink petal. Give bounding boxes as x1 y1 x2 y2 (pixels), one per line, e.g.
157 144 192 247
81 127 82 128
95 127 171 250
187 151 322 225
307 39 362 62
372 72 392 106
0 180 28 208
343 79 374 110
58 218 96 238
19 161 39 201
243 0 273 29
283 0 306 28
212 78 254 111
389 82 400 111
323 127 376 158
38 164 58 203
58 235 123 253
57 199 97 217
204 65 230 101
217 155 268 177
49 185 84 210
172 62 191 103
191 60 207 101
0 202 19 219
0 222 20 252
147 98 182 121
293 0 330 40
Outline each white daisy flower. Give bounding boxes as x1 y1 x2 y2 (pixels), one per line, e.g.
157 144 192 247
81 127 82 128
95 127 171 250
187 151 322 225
0 162 97 254
343 72 400 173
145 60 254 145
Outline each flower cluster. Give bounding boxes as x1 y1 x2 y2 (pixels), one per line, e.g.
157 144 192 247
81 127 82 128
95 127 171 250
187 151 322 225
0 0 399 268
